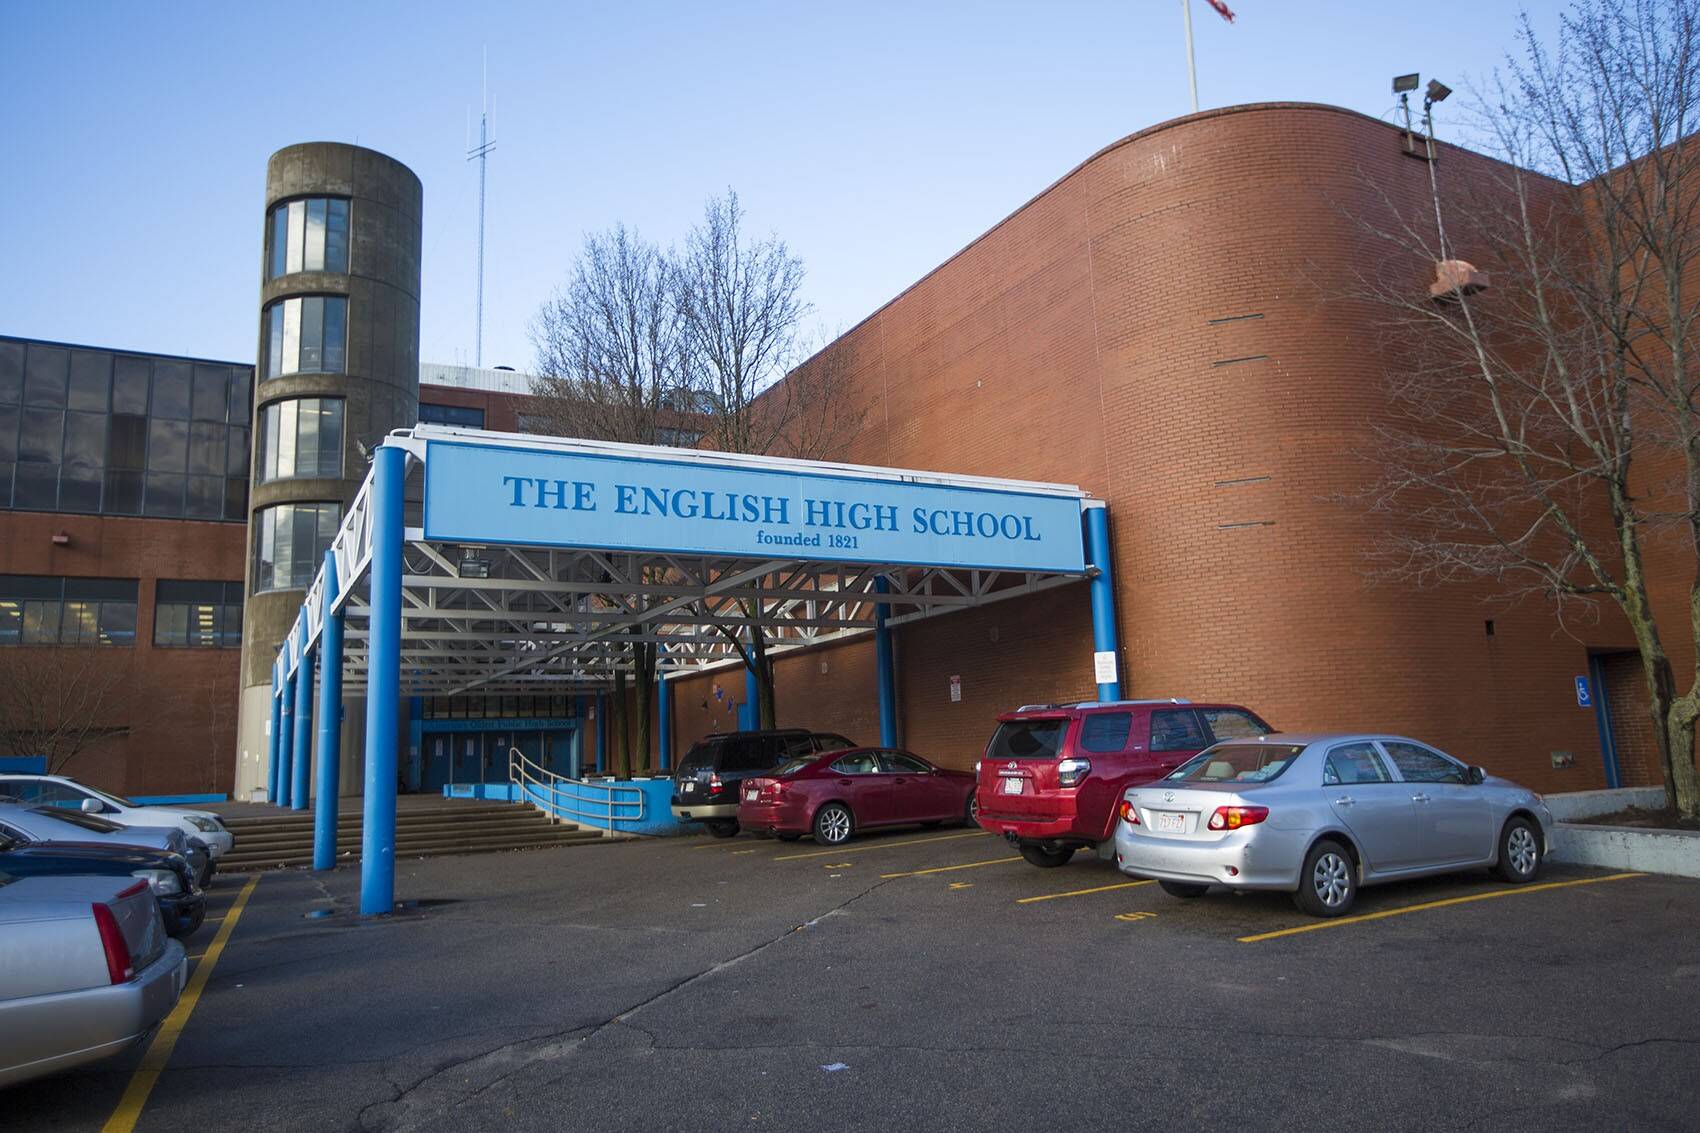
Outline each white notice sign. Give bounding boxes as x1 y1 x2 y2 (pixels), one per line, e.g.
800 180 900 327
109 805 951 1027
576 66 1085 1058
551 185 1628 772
949 675 962 703
1093 650 1118 686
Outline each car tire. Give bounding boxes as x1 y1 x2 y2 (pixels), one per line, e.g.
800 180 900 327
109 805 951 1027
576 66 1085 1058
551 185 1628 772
1158 880 1209 899
775 832 802 842
1293 839 1357 917
1491 816 1542 884
814 803 854 846
1019 842 1076 868
706 819 739 838
963 792 980 828
170 903 206 939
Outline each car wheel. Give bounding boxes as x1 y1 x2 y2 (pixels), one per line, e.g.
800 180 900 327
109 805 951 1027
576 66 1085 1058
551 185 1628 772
706 819 739 838
1019 842 1076 868
1491 816 1542 883
169 903 206 939
814 803 854 846
1158 880 1209 899
963 792 980 828
1293 839 1357 917
774 832 802 842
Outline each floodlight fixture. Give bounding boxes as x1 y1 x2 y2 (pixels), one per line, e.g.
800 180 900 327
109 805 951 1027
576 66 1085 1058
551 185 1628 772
1426 79 1452 103
1393 73 1420 94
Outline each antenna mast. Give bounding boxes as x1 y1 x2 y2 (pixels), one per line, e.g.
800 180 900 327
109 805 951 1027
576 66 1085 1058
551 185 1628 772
466 49 496 368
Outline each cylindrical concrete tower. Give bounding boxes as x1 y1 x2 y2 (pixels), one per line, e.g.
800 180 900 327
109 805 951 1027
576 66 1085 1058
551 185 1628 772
233 143 422 801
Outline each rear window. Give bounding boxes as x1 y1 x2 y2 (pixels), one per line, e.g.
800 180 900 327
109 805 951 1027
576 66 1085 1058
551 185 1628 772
1168 744 1305 784
812 733 855 754
676 739 725 775
772 756 816 777
987 720 1067 760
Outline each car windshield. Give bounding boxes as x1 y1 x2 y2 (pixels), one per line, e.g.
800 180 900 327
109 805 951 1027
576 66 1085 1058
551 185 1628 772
1168 744 1305 784
83 785 138 808
987 720 1067 760
28 806 126 833
771 757 816 777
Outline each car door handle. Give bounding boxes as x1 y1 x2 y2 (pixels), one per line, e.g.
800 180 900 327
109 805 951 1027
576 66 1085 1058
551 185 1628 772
1411 793 1430 803
893 777 906 784
1334 795 1354 807
838 778 852 786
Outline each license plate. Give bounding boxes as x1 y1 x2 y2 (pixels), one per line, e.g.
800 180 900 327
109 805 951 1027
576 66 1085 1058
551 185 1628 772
1001 777 1024 795
1156 811 1186 833
744 789 758 802
682 783 696 794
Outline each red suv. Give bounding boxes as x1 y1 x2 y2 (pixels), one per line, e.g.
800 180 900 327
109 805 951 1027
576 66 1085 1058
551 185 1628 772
975 699 1273 867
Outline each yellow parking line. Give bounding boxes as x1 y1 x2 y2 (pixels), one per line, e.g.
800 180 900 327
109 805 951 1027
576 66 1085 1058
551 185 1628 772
102 874 260 1133
1017 880 1155 905
881 856 1022 879
774 830 990 862
1238 872 1646 944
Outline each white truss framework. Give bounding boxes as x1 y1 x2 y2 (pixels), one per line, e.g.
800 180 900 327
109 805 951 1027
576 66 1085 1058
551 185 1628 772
280 427 1099 697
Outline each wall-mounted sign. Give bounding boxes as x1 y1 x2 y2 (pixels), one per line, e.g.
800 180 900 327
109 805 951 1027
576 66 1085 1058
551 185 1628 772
1574 676 1592 708
949 675 962 703
1093 650 1118 686
422 440 1087 573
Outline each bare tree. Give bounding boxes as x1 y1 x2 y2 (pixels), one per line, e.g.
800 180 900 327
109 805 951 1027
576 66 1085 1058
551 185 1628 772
0 649 150 775
1351 0 1700 816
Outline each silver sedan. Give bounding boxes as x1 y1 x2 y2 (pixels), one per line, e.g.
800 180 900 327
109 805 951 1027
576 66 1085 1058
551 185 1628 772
1112 732 1554 917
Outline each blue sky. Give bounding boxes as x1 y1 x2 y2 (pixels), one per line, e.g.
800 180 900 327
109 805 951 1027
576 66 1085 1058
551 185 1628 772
0 1 1560 369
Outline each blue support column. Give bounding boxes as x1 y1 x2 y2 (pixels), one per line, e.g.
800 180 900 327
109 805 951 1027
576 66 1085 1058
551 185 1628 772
742 649 760 730
657 673 673 771
291 636 315 812
313 549 344 870
360 445 405 916
873 576 898 747
595 692 607 773
1084 504 1122 702
277 659 297 809
266 670 282 803
569 695 584 778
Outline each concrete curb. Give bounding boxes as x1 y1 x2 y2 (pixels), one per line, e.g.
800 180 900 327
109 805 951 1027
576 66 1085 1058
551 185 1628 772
1549 822 1700 879
1543 786 1665 822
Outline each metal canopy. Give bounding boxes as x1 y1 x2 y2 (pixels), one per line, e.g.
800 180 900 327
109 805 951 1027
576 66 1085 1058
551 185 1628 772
283 425 1099 697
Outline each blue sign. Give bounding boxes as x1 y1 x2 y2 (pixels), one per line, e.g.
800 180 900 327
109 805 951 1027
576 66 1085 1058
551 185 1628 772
1575 676 1592 708
422 440 1087 573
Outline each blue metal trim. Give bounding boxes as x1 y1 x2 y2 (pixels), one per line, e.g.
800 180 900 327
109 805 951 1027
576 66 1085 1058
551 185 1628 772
874 575 898 747
1589 653 1622 790
1084 507 1122 702
291 639 315 812
658 673 673 771
419 717 579 734
130 793 230 805
360 445 405 916
313 548 344 871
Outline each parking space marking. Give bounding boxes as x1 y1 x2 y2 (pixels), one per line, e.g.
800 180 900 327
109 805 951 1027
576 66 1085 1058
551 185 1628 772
102 874 260 1133
880 855 1022 879
1237 872 1646 944
1016 880 1154 905
1115 911 1158 922
773 830 990 862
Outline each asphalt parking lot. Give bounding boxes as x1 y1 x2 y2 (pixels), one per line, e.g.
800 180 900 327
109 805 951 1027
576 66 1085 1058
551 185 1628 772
9 826 1700 1132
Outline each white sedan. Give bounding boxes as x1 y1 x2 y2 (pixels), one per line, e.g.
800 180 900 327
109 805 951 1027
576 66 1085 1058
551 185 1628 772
0 774 234 859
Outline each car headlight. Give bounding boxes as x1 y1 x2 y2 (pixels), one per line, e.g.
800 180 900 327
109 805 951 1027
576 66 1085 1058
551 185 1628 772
131 869 182 895
187 816 221 833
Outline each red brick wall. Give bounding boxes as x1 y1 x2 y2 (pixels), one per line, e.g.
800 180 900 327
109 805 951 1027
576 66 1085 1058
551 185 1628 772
1601 652 1663 788
0 510 247 797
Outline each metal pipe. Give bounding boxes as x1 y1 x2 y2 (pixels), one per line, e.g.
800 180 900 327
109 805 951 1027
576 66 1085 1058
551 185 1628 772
277 662 296 809
1182 0 1199 113
360 445 405 916
313 549 344 870
291 636 315 811
874 576 898 747
1085 505 1122 701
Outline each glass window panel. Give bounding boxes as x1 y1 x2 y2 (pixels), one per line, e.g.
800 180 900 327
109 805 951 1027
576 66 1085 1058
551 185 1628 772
67 351 111 412
277 400 297 476
22 600 61 643
227 426 249 476
23 345 68 408
61 601 98 644
269 205 288 279
326 199 349 272
0 462 11 508
157 580 216 603
224 477 247 520
0 340 22 403
185 474 222 518
151 361 191 419
112 356 150 413
103 470 143 514
144 472 184 516
188 421 224 474
322 297 346 373
18 408 63 463
267 305 284 378
281 299 301 376
107 414 146 469
99 601 136 646
220 603 243 647
0 593 19 643
58 474 100 513
285 200 305 274
256 510 277 591
300 297 324 372
64 411 105 469
317 501 339 545
296 400 320 472
229 368 252 423
304 198 326 272
64 578 135 602
192 365 227 421
0 405 17 462
147 418 188 472
319 401 342 475
154 601 188 646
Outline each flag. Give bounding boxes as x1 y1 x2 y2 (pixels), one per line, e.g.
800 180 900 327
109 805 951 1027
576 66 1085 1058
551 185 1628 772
1206 0 1236 22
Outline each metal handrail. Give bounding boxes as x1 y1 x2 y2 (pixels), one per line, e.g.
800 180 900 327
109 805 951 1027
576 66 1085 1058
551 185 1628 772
507 746 647 828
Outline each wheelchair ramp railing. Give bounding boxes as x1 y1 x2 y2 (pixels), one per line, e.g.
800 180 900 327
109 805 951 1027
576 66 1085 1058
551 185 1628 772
508 746 647 830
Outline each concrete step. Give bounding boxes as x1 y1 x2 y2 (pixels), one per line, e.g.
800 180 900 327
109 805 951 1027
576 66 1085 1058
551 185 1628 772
229 814 574 848
220 828 609 871
222 804 518 831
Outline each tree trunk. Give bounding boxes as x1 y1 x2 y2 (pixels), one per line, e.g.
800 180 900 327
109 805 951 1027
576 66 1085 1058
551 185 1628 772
613 668 630 780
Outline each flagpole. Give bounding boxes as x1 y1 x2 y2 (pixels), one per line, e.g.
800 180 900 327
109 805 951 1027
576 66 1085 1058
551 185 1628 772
1182 0 1199 113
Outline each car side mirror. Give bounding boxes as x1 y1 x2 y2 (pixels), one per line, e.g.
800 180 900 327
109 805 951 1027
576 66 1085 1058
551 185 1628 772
1467 766 1486 785
81 798 103 814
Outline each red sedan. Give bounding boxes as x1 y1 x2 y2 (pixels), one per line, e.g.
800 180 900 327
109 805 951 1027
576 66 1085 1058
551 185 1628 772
737 747 978 846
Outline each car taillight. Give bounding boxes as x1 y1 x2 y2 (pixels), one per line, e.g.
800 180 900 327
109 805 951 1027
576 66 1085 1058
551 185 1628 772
708 773 724 794
1207 805 1269 831
761 781 787 801
93 885 145 985
1118 800 1141 826
1057 757 1091 787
